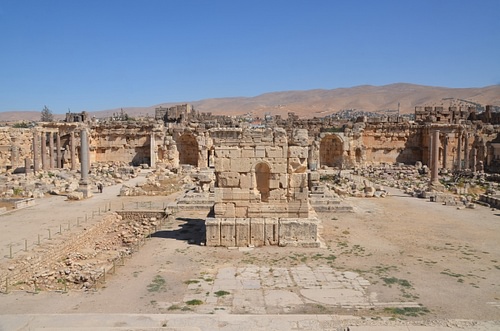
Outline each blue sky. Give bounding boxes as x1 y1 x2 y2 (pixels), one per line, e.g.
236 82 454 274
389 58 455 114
1 0 499 113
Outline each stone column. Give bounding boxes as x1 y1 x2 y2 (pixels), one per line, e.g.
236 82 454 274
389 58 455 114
456 132 462 170
24 158 30 176
33 131 39 172
442 135 448 170
78 129 92 198
472 148 477 172
150 132 156 168
80 129 89 182
431 130 440 184
464 134 470 170
56 132 61 168
41 131 48 170
70 131 77 171
49 132 54 169
10 141 19 169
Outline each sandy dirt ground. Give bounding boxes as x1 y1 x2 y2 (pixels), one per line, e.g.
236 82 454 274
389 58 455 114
0 180 499 324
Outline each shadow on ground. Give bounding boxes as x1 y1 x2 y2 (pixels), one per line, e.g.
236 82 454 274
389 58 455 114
151 217 206 245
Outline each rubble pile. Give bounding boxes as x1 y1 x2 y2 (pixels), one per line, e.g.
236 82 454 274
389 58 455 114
119 167 179 196
0 161 139 200
5 213 163 292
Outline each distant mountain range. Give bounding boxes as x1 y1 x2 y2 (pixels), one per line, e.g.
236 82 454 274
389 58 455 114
1 83 499 122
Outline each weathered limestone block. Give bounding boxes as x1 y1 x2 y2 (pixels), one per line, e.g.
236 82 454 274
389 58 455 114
269 188 286 200
235 206 248 217
290 129 308 147
255 146 266 157
288 157 307 173
250 218 265 246
265 218 279 245
230 159 252 173
241 147 255 158
214 157 231 172
205 218 220 246
289 173 307 188
265 146 283 158
288 146 308 159
269 179 280 189
279 176 288 189
67 191 84 200
239 173 251 189
220 219 236 246
214 187 223 203
218 172 240 187
270 161 287 174
287 201 309 217
235 218 250 247
278 218 318 247
247 203 286 218
215 147 241 159
291 190 309 201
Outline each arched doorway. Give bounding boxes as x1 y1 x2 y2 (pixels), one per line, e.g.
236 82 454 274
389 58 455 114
355 147 362 164
177 133 199 166
255 162 270 202
320 135 343 168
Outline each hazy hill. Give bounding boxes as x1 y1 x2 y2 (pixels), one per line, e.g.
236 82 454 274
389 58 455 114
1 83 499 122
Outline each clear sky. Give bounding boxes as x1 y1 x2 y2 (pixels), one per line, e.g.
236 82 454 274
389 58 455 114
1 0 499 113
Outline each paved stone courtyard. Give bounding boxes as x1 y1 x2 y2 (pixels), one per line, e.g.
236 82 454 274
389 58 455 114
165 264 420 315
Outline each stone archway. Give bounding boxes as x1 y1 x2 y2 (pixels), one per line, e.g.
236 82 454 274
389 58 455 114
255 162 270 202
320 134 343 168
177 133 199 166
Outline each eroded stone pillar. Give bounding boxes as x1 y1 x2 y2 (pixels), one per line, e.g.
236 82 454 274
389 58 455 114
472 148 477 172
431 130 440 184
33 131 39 172
10 141 19 169
464 134 470 170
24 158 30 176
49 132 54 169
456 132 462 170
70 131 77 171
41 131 48 171
56 132 61 168
80 129 89 182
442 135 448 170
150 132 156 168
79 129 92 198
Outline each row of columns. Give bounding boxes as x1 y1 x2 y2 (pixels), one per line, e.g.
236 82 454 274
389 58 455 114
31 129 86 174
430 130 482 182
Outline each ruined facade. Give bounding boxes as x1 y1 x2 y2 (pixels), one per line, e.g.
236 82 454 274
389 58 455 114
205 128 319 247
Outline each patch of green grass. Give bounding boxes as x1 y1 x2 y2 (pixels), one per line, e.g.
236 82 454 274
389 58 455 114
168 304 181 310
184 279 200 285
214 290 230 297
147 275 166 292
384 306 430 317
382 277 412 288
186 299 203 305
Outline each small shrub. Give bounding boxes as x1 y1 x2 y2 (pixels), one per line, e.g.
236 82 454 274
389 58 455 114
214 290 230 297
147 275 166 292
186 299 203 305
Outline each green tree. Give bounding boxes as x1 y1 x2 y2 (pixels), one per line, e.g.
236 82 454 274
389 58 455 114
41 105 54 122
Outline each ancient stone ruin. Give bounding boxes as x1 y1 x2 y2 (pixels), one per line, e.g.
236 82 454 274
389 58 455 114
1 103 500 245
206 127 318 247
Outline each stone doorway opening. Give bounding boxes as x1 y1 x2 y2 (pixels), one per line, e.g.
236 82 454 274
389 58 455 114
255 162 270 202
177 133 199 166
355 147 362 164
320 134 343 168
